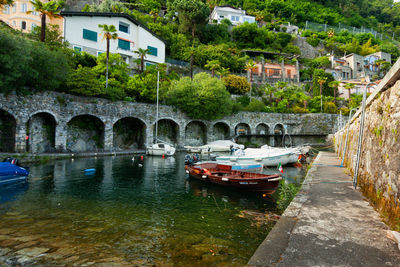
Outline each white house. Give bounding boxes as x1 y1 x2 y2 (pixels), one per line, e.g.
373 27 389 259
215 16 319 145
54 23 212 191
209 6 255 25
61 11 166 68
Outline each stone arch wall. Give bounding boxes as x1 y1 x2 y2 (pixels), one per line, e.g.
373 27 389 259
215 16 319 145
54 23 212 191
154 118 180 145
255 123 269 135
0 109 16 152
0 92 340 152
211 121 231 141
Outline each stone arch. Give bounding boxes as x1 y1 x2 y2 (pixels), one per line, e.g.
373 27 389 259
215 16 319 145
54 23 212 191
185 120 207 146
273 123 285 147
212 122 231 141
66 114 105 152
113 117 146 150
154 118 180 145
30 110 59 124
256 123 269 135
27 112 56 153
0 109 16 152
235 123 251 135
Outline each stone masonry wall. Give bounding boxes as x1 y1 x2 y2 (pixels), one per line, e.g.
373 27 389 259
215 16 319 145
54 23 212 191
334 81 400 228
0 92 339 153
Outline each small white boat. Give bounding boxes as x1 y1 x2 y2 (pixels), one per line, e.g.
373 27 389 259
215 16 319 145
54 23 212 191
185 140 244 153
216 150 293 167
146 143 176 156
192 161 263 172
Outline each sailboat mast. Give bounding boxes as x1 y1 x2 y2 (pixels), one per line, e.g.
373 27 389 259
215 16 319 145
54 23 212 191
155 71 160 142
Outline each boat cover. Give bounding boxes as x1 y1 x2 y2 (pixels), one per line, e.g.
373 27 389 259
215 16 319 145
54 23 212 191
0 162 29 177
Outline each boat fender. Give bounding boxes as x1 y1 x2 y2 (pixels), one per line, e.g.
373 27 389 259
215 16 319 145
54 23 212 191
222 177 229 182
202 175 207 179
185 170 189 174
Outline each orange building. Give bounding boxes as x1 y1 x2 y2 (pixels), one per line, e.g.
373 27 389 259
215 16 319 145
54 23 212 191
0 0 63 34
251 62 299 82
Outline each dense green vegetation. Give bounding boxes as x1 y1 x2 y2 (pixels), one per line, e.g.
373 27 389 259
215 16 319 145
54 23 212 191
1 0 400 119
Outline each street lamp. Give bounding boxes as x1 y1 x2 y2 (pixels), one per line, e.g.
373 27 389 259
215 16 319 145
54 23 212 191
352 79 376 189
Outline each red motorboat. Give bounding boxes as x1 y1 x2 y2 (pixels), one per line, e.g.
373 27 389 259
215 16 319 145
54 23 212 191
185 162 282 194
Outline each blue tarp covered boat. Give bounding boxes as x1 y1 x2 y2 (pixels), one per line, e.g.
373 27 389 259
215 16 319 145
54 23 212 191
0 162 29 185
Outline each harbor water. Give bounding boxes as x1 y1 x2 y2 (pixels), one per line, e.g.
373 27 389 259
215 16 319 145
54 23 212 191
0 153 307 266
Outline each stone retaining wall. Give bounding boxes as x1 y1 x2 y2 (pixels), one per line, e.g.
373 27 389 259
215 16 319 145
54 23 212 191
334 59 400 228
0 92 339 153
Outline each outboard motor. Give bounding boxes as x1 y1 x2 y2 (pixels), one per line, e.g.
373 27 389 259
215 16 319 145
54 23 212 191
184 154 193 165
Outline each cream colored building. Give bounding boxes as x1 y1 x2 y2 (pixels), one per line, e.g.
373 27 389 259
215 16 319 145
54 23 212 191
0 0 63 34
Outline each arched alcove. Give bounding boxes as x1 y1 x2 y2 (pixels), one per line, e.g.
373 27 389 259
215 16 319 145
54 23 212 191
212 122 230 141
185 121 207 146
235 123 251 136
113 117 146 150
274 124 285 147
256 123 269 135
27 112 56 153
154 119 179 145
67 115 104 152
0 109 16 152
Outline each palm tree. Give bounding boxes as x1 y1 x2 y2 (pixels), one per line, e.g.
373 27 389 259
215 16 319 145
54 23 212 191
27 0 64 42
205 60 221 78
264 84 275 104
216 67 230 80
98 24 118 88
329 80 340 105
344 83 355 100
245 60 256 102
317 77 327 112
134 48 149 74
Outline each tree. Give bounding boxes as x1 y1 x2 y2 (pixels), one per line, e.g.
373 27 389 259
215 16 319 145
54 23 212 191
329 80 340 105
204 60 221 77
216 67 230 79
223 74 250 95
27 0 64 42
67 65 104 96
0 0 13 10
264 84 276 104
134 48 149 74
317 77 327 112
98 24 118 88
167 72 232 120
245 59 257 102
344 83 355 100
168 0 210 79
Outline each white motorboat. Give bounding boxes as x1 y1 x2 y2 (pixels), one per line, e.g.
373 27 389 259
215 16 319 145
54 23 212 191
184 140 244 153
146 143 176 156
216 150 293 167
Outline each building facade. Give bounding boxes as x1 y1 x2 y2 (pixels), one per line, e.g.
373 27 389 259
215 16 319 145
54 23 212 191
0 0 63 33
61 11 165 67
209 6 255 25
327 52 391 81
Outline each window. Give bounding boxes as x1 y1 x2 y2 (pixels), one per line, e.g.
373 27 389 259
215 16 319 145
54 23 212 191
31 5 38 15
119 22 129 33
231 15 239 22
21 3 27 12
21 21 26 30
118 39 130 50
12 4 16 13
287 69 291 76
73 46 82 53
147 46 158 56
3 5 9 14
31 23 36 31
272 69 280 76
219 15 224 19
83 29 97 42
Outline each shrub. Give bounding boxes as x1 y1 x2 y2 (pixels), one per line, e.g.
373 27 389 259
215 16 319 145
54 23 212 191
67 65 104 96
167 72 233 120
223 75 250 94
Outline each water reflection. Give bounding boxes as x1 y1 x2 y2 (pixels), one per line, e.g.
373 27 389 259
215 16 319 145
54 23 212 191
0 154 306 266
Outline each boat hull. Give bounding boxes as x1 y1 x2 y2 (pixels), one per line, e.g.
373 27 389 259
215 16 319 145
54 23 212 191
186 163 281 194
216 152 293 167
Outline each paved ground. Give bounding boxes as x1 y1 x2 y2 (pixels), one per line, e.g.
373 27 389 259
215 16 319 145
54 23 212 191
249 152 400 267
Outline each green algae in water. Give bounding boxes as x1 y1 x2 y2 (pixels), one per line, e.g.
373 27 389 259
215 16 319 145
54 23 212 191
0 154 305 265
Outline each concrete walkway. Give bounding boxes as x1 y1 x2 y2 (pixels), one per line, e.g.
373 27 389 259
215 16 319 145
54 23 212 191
249 152 400 267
